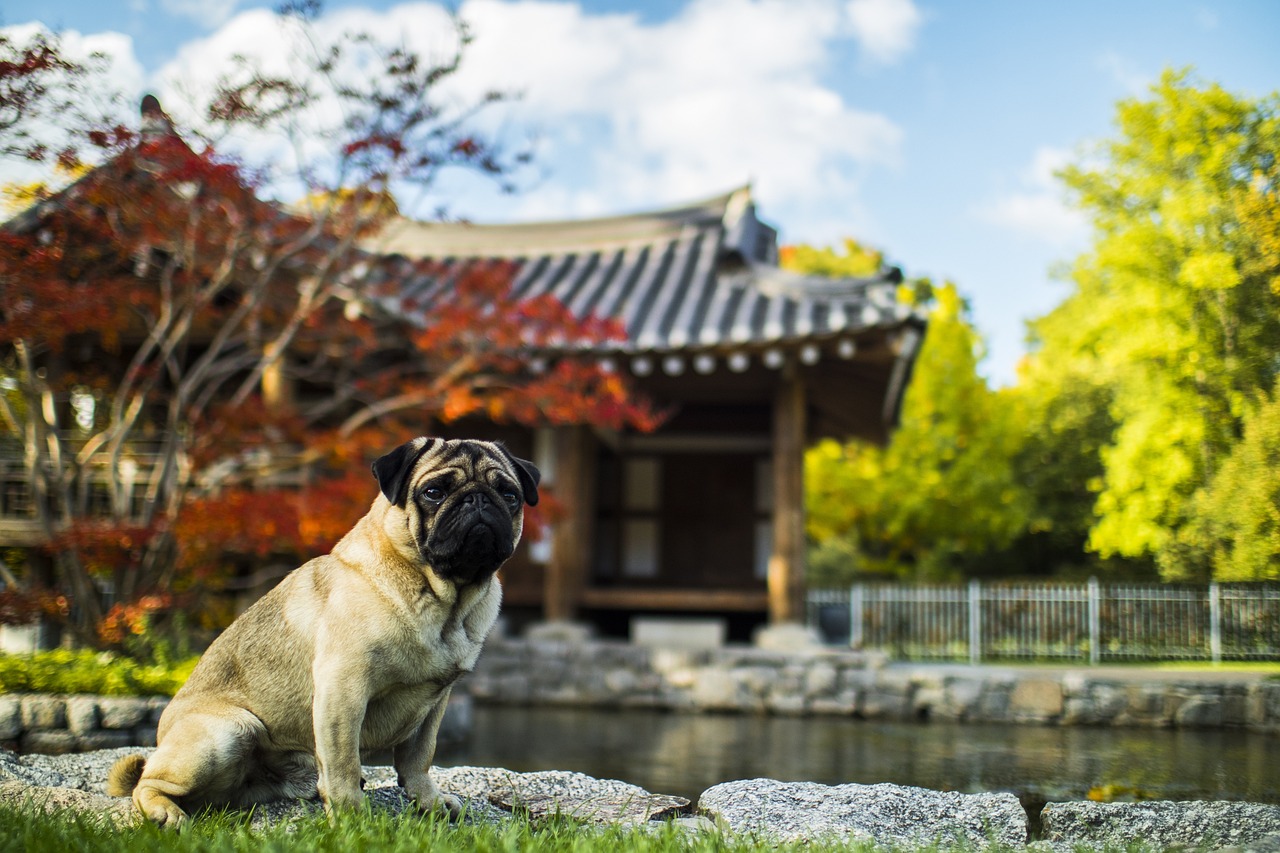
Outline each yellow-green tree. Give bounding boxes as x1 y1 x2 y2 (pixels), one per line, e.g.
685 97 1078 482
1025 70 1280 580
799 251 1029 582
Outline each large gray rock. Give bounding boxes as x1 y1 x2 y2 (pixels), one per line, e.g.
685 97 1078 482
1041 800 1280 849
698 778 1027 848
0 747 687 830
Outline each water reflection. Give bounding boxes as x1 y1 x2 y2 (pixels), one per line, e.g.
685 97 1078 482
439 705 1280 804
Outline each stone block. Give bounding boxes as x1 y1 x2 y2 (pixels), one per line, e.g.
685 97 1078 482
752 623 823 653
810 695 857 715
803 662 838 698
631 617 726 651
21 729 77 755
76 730 134 751
99 698 148 730
912 685 946 720
860 687 912 720
133 726 158 747
974 684 1011 721
1222 691 1248 727
1041 800 1280 849
21 695 66 730
524 621 594 645
944 677 985 719
65 696 100 736
146 697 170 725
1131 682 1166 713
765 693 806 715
699 778 1027 849
1175 695 1224 728
689 668 742 711
0 696 20 740
1009 679 1063 720
1088 682 1128 721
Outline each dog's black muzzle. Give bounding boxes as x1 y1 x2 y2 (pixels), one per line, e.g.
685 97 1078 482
425 490 516 584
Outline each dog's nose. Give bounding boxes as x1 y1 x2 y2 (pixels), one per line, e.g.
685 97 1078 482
461 492 492 508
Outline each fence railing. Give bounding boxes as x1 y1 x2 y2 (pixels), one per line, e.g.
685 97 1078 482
806 580 1280 663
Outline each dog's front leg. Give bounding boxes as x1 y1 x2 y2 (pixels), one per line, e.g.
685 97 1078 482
394 687 462 818
312 665 369 815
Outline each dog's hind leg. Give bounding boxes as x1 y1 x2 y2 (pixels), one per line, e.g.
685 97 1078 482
132 706 262 827
234 751 318 806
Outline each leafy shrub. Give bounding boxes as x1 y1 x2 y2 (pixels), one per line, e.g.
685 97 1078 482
0 649 198 696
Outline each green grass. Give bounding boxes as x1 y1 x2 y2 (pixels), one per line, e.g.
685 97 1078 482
1142 660 1280 673
0 649 198 697
0 803 890 853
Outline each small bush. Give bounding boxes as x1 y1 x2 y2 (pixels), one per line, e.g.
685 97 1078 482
0 649 198 697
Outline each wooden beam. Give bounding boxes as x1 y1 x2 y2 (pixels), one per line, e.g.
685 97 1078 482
543 426 595 621
768 367 807 623
581 587 769 612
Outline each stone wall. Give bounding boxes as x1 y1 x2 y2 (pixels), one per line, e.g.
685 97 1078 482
0 693 474 755
468 638 1280 732
4 639 1277 753
0 694 165 754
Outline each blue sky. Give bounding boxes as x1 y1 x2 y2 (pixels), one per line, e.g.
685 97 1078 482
4 0 1278 384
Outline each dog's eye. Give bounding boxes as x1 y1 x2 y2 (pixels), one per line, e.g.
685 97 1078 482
421 486 446 503
501 491 520 508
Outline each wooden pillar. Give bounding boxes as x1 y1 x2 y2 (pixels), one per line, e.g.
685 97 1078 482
261 349 295 411
768 368 807 624
544 426 596 622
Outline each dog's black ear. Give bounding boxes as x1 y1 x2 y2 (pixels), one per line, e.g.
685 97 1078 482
371 437 435 506
496 443 541 507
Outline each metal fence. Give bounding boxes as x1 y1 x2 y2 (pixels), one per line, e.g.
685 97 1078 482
806 580 1280 663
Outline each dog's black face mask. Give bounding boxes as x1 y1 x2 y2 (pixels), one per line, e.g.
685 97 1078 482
420 484 519 585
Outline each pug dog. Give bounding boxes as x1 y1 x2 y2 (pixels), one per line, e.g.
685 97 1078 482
107 437 539 826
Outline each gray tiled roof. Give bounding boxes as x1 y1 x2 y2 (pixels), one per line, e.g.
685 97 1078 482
365 187 921 357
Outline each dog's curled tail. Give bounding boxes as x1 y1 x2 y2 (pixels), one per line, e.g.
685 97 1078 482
106 754 147 797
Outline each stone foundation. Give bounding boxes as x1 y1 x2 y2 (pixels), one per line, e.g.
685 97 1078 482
3 639 1276 755
0 692 474 755
468 638 1280 732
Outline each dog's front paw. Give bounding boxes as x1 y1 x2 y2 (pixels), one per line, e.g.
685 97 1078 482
319 782 365 816
405 777 463 820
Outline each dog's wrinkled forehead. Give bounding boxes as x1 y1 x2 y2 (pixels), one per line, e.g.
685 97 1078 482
414 440 509 483
372 437 540 507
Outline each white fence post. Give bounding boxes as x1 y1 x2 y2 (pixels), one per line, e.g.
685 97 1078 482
1209 581 1222 664
1088 577 1101 666
968 579 981 665
849 584 864 649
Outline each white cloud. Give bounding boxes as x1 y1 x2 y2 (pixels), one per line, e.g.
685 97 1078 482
844 0 923 65
161 0 243 29
0 23 145 188
145 0 909 226
1195 7 1220 30
1097 51 1152 95
977 146 1089 249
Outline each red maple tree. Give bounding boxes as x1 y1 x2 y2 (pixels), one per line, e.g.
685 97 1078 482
0 11 658 649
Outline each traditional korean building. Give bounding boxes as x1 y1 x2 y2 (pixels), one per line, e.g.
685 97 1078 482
366 188 925 639
0 97 924 646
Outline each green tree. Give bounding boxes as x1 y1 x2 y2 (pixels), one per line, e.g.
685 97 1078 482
800 265 1029 582
1187 378 1280 580
779 238 883 277
1026 69 1280 580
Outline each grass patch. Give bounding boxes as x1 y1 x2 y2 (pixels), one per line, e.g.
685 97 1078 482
1142 660 1280 674
0 803 900 853
0 650 198 697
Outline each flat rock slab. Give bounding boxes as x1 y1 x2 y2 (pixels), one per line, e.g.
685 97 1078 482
0 747 685 829
1041 800 1280 849
698 778 1027 849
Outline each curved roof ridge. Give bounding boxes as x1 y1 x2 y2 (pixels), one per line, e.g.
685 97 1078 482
367 186 748 258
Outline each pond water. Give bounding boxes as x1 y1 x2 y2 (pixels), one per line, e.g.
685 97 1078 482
438 705 1280 808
